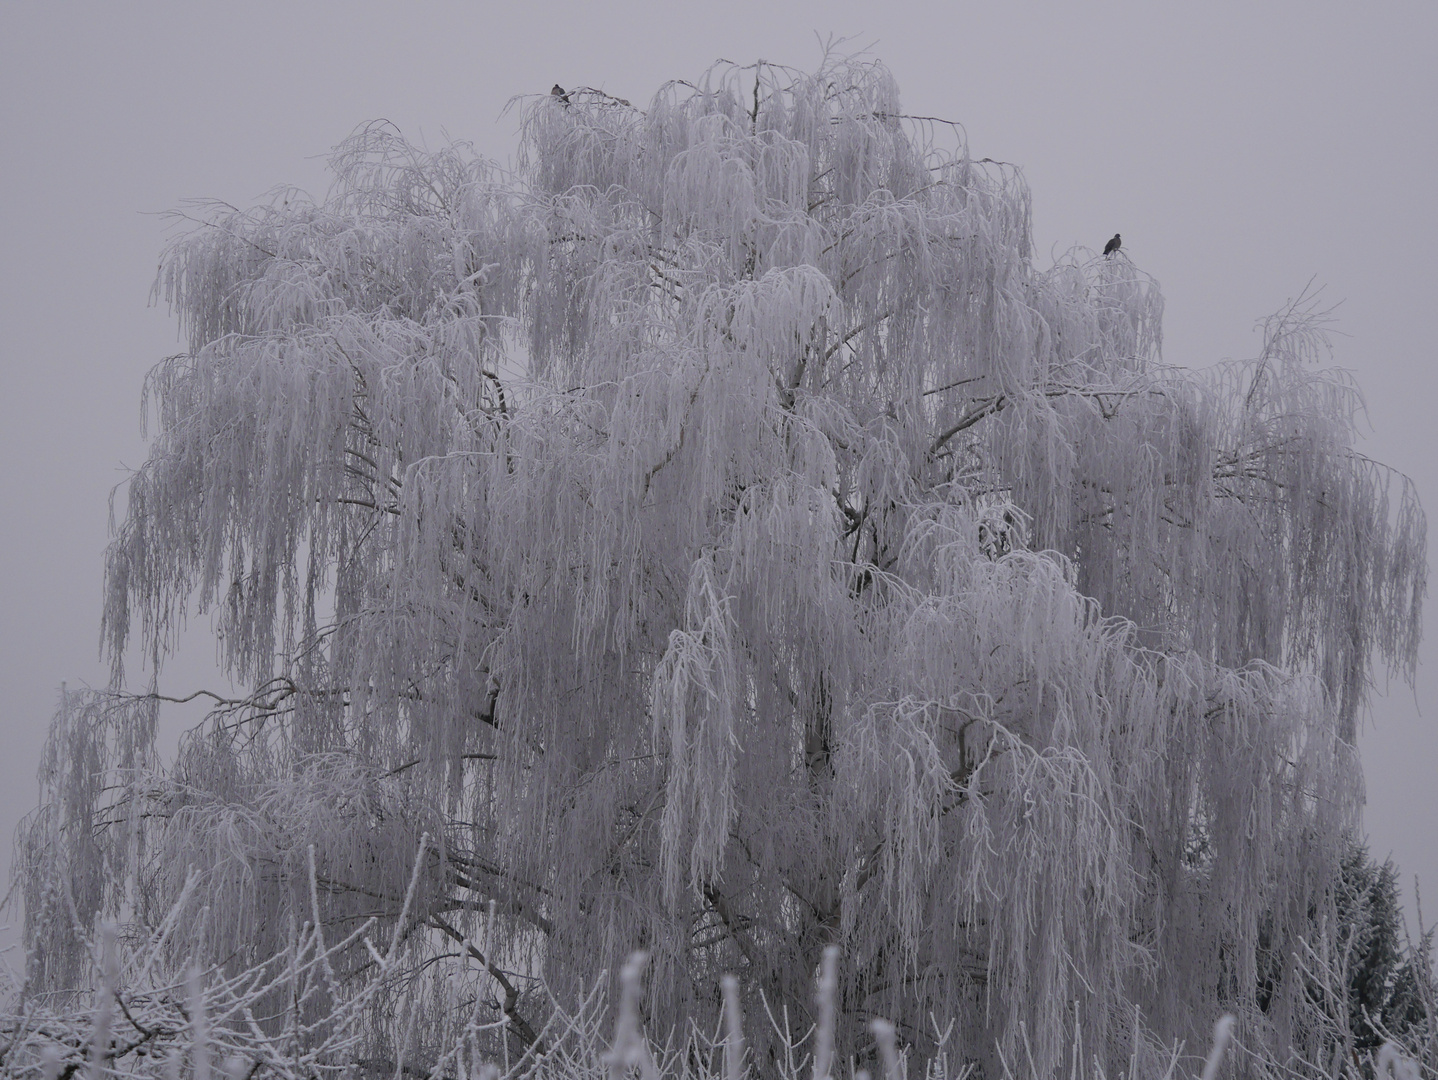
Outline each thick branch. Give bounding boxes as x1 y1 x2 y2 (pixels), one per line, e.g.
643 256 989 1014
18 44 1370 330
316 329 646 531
429 915 544 1053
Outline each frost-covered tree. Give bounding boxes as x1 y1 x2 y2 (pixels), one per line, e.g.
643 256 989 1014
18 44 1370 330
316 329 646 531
11 55 1426 1078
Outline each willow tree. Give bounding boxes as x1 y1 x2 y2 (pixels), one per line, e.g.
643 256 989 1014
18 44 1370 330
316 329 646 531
13 55 1426 1078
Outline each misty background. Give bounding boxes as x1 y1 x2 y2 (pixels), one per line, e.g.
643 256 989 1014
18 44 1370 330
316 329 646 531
2 1 1435 961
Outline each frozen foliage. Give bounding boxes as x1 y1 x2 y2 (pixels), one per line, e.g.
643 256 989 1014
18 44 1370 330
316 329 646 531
0 934 1246 1080
8 55 1427 1078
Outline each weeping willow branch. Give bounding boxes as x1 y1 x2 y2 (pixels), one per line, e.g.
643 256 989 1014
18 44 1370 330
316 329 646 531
12 50 1424 1080
429 915 543 1053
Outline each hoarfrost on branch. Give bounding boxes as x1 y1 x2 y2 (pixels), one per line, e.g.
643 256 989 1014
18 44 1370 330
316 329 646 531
12 55 1426 1078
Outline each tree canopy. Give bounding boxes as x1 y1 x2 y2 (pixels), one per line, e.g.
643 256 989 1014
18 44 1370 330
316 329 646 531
11 54 1427 1078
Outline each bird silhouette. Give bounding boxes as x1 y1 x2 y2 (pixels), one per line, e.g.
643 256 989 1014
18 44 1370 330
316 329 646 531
1103 233 1122 257
551 84 570 106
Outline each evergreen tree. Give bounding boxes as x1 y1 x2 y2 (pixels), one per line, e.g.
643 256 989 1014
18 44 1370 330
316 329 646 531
1335 847 1433 1062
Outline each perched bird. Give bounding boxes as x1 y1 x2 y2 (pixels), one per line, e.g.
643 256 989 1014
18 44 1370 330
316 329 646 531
1103 233 1122 257
551 84 570 106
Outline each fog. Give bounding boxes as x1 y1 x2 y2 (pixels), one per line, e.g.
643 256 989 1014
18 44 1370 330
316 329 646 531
3 1 1435 961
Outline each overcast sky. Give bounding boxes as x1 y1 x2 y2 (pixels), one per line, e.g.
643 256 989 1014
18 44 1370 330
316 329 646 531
3 1 1436 962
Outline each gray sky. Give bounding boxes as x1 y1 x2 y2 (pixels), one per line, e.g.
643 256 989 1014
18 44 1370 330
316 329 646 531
3 1 1436 961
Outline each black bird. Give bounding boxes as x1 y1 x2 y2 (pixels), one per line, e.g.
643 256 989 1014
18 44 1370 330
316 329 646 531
1103 233 1122 257
551 84 570 106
